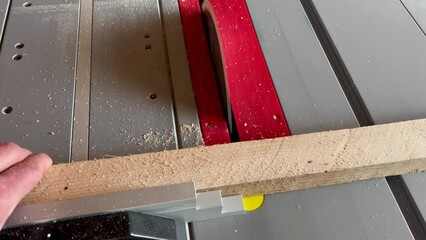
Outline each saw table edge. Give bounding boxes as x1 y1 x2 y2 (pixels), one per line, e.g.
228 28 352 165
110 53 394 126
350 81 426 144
21 119 426 205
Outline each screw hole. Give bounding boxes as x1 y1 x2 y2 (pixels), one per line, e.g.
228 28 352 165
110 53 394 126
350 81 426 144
144 34 150 39
149 93 157 99
12 54 23 61
273 115 280 120
145 44 152 50
2 106 13 114
23 2 32 7
15 43 25 49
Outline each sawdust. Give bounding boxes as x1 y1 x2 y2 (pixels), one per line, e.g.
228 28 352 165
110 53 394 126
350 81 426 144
181 123 197 133
126 129 175 150
180 123 204 147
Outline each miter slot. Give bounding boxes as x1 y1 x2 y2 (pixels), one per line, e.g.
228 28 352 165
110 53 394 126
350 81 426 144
0 0 11 47
401 172 426 234
387 176 426 239
71 0 94 161
399 0 426 36
299 0 374 127
0 0 79 163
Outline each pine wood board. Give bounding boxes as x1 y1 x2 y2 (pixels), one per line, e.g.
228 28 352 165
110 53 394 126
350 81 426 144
22 119 426 205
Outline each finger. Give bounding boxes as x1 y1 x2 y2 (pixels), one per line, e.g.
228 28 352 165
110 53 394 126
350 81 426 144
0 142 32 172
0 153 52 229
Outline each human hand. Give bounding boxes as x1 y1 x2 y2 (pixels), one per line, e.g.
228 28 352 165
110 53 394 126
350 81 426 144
0 143 52 229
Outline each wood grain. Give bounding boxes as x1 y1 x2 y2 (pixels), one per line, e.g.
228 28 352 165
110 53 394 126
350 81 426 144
22 119 426 205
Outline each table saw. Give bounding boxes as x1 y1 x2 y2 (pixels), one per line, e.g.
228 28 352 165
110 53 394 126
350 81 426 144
1 0 426 239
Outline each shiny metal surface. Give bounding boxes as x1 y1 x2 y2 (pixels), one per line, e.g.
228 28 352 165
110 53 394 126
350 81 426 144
89 0 178 158
71 0 93 161
89 0 202 159
0 0 79 163
5 182 196 229
1 0 202 161
312 0 426 124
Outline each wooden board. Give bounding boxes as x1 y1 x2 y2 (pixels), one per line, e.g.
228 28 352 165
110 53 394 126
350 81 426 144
22 119 426 205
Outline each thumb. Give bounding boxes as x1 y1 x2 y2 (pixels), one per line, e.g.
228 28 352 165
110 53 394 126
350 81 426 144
0 153 52 229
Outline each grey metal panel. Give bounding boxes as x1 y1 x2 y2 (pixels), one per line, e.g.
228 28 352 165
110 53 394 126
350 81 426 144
246 0 359 134
312 0 426 124
312 0 426 229
0 1 79 163
399 0 426 231
159 0 204 148
193 179 414 240
400 0 426 34
89 0 178 159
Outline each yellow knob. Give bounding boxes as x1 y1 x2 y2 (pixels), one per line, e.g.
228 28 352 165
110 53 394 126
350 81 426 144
242 194 264 211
